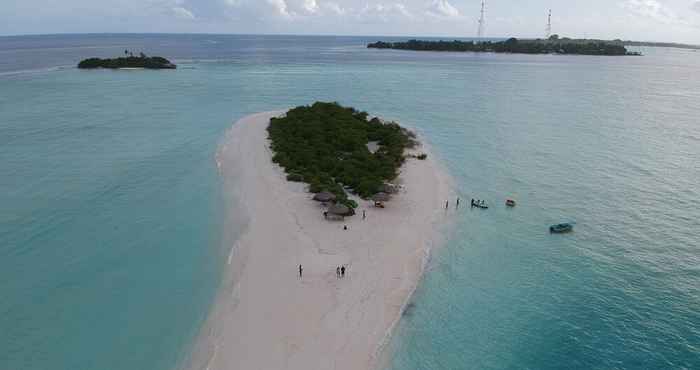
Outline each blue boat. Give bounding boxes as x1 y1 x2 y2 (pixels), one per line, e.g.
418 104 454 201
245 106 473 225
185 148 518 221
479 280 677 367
550 223 573 233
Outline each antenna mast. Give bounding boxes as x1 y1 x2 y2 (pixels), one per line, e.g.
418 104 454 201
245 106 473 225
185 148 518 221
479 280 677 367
546 9 552 38
477 1 485 39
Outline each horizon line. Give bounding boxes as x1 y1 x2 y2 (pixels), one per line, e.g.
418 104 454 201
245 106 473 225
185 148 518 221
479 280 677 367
0 31 696 46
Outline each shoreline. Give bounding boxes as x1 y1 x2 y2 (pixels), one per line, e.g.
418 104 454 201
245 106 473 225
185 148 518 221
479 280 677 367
184 111 453 370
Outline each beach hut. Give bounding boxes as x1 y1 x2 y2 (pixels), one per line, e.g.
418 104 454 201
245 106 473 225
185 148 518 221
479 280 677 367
313 191 336 203
372 192 391 208
328 203 352 217
378 183 399 194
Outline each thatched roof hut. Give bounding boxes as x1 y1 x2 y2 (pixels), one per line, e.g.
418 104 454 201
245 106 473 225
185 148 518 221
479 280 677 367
328 203 352 216
313 191 336 202
378 183 399 194
372 192 391 202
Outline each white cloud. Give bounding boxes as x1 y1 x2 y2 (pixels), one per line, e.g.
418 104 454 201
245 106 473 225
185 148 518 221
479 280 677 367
426 0 461 18
171 6 195 19
359 2 413 22
692 1 700 13
147 0 196 20
302 0 320 14
222 0 346 19
621 0 678 24
267 0 292 18
322 2 345 15
287 0 323 16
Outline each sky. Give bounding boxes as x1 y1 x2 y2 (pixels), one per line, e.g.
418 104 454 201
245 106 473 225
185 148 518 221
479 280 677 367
2 0 700 43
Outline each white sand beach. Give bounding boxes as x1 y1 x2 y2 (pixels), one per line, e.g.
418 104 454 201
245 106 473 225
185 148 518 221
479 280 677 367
187 111 452 370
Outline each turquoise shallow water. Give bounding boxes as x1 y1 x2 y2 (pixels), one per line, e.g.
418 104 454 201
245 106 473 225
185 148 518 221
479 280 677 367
1 35 699 369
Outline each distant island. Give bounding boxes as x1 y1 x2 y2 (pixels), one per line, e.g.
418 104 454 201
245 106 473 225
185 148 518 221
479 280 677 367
78 52 176 69
368 35 641 56
267 102 417 212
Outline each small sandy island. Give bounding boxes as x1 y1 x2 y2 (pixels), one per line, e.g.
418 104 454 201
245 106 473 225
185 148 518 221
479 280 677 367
186 111 452 370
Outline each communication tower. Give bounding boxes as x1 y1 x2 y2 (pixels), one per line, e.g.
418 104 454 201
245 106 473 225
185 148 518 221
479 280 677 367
477 1 485 39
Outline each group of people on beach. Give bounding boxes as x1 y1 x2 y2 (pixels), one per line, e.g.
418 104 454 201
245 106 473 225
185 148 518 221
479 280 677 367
298 264 348 279
445 197 461 210
336 265 347 278
445 197 489 209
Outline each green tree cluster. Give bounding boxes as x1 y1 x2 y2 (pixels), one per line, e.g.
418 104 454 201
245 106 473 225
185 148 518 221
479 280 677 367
78 55 176 69
268 102 414 208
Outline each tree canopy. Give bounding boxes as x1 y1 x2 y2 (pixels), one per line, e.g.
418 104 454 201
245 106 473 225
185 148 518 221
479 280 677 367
78 55 176 69
267 102 416 209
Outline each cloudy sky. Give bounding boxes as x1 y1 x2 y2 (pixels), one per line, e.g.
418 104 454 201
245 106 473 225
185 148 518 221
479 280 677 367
2 0 700 43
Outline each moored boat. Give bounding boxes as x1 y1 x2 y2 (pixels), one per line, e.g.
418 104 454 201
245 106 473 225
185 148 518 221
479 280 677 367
550 223 573 233
505 199 516 207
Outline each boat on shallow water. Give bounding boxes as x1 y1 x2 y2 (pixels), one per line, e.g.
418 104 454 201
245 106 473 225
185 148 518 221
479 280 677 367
505 199 516 207
550 223 573 233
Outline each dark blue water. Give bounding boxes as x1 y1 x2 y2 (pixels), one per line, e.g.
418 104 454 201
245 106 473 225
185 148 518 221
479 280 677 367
1 34 698 370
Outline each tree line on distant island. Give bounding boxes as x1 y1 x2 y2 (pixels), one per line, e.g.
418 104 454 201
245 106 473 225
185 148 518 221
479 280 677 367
267 102 417 210
368 35 641 56
620 40 700 50
78 50 176 69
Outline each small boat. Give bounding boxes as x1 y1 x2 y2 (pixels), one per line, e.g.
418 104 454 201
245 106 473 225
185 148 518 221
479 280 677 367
473 203 488 209
505 199 516 207
550 223 573 233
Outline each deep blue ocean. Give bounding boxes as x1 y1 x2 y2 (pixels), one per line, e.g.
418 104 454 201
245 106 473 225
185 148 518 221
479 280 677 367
1 34 698 370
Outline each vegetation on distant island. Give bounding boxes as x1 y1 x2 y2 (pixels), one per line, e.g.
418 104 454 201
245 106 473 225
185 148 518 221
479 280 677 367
368 35 640 56
619 40 700 50
78 50 176 69
267 102 416 209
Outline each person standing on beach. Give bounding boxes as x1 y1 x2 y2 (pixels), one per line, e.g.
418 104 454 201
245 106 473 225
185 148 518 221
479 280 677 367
362 210 366 220
341 265 345 278
456 198 460 209
299 264 303 278
445 200 449 210
336 266 340 279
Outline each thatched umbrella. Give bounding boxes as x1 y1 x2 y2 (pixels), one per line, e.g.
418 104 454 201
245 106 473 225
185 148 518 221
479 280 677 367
378 184 399 194
328 203 351 216
313 191 336 202
372 192 391 202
